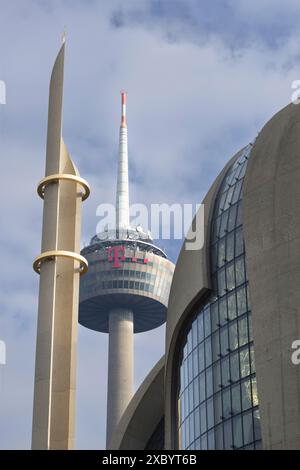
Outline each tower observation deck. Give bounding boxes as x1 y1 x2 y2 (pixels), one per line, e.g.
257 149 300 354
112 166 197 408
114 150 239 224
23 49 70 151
79 93 175 447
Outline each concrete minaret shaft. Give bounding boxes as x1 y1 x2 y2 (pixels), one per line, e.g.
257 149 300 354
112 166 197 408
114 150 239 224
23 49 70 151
32 41 90 449
106 93 134 447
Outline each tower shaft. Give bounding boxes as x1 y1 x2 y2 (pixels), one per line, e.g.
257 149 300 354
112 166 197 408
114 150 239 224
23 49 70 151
116 92 129 230
106 308 134 447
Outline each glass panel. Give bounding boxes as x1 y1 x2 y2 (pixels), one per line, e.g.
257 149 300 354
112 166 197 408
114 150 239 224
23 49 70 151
241 379 252 411
184 389 189 418
240 347 250 378
233 415 243 448
212 332 220 363
218 238 226 267
206 398 214 430
227 292 237 320
239 161 247 179
193 377 199 408
207 430 215 450
221 356 230 385
251 377 259 407
226 231 234 261
231 383 241 414
236 201 243 227
220 327 229 356
224 184 235 209
226 262 235 291
227 204 237 232
188 383 194 413
248 314 253 341
211 302 219 332
180 366 184 393
187 330 192 355
192 320 198 349
218 268 226 296
213 216 221 241
229 321 238 351
200 435 208 450
206 367 213 398
235 227 244 257
243 411 254 445
219 297 227 325
198 343 205 372
237 286 247 316
193 348 199 378
231 179 242 205
183 361 188 387
200 402 208 433
198 315 204 343
194 407 200 438
235 257 245 286
219 211 229 238
222 388 231 419
224 420 232 450
230 351 240 382
214 392 223 424
188 354 193 383
253 409 261 441
238 317 248 347
181 394 185 421
215 424 223 449
205 338 212 368
204 308 211 336
189 412 195 444
185 417 190 446
199 372 206 404
218 191 227 213
250 345 255 373
213 361 221 390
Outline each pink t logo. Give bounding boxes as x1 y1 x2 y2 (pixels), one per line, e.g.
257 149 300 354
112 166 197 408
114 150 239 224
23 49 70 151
107 246 125 268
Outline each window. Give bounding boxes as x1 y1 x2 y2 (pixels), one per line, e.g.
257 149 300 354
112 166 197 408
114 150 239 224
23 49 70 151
226 262 235 291
177 145 261 450
235 257 245 286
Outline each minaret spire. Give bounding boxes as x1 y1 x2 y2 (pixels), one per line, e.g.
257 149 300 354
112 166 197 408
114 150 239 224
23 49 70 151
116 91 129 232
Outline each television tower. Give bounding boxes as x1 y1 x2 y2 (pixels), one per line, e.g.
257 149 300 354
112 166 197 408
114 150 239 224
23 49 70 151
79 92 174 447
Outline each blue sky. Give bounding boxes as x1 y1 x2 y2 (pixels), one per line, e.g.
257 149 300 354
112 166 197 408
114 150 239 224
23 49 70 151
1 0 300 449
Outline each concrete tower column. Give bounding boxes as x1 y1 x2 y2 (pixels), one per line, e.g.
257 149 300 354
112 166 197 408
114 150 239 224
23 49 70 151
106 308 134 447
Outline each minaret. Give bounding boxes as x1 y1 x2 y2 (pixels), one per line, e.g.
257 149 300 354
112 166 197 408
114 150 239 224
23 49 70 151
32 40 90 449
106 92 134 445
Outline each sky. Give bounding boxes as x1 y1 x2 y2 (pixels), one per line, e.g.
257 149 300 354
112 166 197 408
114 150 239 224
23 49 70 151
1 0 300 449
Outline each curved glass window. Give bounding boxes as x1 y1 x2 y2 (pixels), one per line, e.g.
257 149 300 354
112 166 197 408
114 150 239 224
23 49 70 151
177 145 262 450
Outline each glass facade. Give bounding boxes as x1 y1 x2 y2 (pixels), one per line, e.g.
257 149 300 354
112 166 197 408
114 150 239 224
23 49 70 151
177 145 262 450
